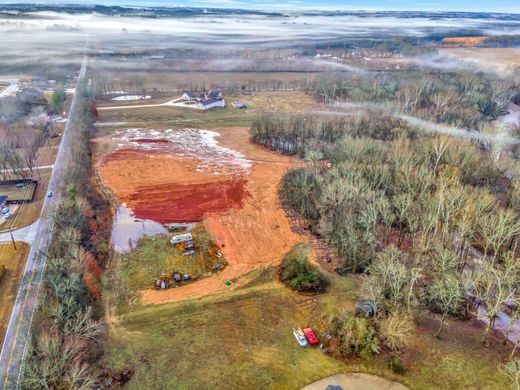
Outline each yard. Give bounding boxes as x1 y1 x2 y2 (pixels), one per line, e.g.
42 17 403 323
0 242 29 344
95 90 321 131
102 265 510 390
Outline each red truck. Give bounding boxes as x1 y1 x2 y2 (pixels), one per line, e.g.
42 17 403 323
301 324 319 345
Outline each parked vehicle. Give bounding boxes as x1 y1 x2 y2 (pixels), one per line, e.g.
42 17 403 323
301 325 319 345
293 328 309 347
2 207 10 215
171 233 193 245
4 212 12 219
47 191 53 198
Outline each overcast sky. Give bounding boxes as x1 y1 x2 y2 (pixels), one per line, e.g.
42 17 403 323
4 1 519 13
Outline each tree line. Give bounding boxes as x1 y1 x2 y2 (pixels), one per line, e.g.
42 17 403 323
22 82 113 389
252 112 520 367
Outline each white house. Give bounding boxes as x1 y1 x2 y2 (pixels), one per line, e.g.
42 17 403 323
197 98 226 110
181 91 198 101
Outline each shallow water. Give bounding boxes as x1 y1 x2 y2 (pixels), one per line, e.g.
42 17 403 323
112 203 169 253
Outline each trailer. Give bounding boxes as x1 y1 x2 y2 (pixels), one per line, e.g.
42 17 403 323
301 325 319 345
171 233 193 245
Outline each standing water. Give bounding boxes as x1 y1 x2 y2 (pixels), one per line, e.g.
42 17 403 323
112 204 169 253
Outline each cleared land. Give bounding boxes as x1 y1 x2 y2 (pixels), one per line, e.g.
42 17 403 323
0 242 29 344
97 125 303 303
440 47 520 74
441 36 488 47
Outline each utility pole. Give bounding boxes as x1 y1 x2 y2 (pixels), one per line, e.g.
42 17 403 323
9 231 17 250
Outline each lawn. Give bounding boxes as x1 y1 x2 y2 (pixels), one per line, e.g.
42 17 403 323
102 264 510 389
96 90 320 131
0 242 29 344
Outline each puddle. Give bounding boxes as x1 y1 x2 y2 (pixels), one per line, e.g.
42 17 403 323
112 204 169 253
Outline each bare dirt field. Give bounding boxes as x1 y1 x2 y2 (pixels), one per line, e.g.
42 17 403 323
441 36 488 47
439 48 520 74
97 126 304 303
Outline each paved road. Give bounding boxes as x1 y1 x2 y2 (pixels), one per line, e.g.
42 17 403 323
0 164 54 174
0 221 39 244
0 56 87 389
301 373 409 390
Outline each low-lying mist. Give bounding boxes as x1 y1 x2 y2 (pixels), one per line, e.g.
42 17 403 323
2 7 520 75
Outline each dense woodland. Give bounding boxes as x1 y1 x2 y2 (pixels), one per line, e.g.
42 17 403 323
312 70 516 129
252 109 520 366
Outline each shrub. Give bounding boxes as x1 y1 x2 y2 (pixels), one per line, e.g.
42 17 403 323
388 355 404 374
0 264 5 282
328 311 379 358
279 243 328 293
378 311 414 352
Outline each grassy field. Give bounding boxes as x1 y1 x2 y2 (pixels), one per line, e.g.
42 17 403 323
0 242 29 344
112 225 225 295
96 91 320 131
103 264 510 389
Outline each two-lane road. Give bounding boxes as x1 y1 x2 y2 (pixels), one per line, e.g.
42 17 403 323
0 56 87 390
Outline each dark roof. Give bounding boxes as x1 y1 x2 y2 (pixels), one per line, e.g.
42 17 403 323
200 98 223 106
206 90 221 99
326 386 344 390
183 90 197 97
0 195 8 204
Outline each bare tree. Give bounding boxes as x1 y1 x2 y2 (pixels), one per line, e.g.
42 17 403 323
430 274 464 338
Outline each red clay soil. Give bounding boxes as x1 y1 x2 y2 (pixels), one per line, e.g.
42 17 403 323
98 127 303 304
142 127 303 304
128 178 248 223
100 148 248 223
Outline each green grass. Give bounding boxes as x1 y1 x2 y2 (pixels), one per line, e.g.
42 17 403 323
102 264 509 390
112 224 224 295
